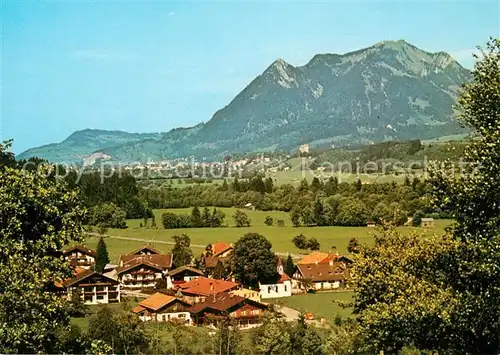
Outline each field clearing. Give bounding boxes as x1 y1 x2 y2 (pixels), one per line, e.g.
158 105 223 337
268 169 426 186
270 291 354 320
91 208 452 264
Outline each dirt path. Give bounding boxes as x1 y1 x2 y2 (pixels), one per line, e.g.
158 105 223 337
86 232 304 258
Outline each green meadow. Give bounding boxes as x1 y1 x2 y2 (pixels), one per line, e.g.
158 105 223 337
86 207 452 264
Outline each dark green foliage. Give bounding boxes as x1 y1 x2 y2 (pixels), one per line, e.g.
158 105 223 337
221 179 229 191
161 212 191 228
313 199 326 226
191 206 202 227
284 254 295 277
171 234 193 267
347 237 360 254
290 206 302 227
292 234 308 249
214 260 229 280
0 163 85 353
412 210 424 227
87 305 150 354
276 219 285 227
88 202 127 228
232 233 278 287
264 216 274 226
307 238 320 251
67 290 88 318
264 177 274 193
233 209 251 227
94 237 110 273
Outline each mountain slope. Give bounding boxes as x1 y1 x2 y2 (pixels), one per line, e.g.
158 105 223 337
20 40 471 163
16 129 162 163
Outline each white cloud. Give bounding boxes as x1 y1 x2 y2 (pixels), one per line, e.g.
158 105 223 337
168 11 175 16
70 49 134 61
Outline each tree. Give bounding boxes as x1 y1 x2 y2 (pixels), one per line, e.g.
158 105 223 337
205 244 214 257
301 206 315 226
290 314 324 355
404 175 411 186
233 209 251 227
0 165 85 353
299 178 309 192
214 259 227 279
221 179 229 191
347 237 360 254
97 224 108 237
171 234 193 267
211 207 226 227
87 305 150 354
67 290 88 318
88 202 127 228
284 255 295 277
352 39 500 354
355 178 362 192
324 177 338 196
94 237 110 273
151 213 157 228
310 177 322 192
276 219 285 227
143 215 148 228
307 238 320 251
292 234 308 250
191 206 202 227
371 202 392 225
212 316 242 355
264 216 274 226
313 199 325 226
412 210 424 227
264 177 274 193
335 199 369 226
252 313 292 354
232 233 278 287
202 207 212 227
290 206 302 227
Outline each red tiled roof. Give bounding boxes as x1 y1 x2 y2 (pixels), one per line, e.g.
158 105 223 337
63 245 96 257
119 254 173 269
204 256 228 268
115 259 164 275
296 252 333 265
278 272 291 283
212 242 232 257
132 305 146 314
138 292 178 311
129 245 162 256
177 277 239 297
189 293 267 314
62 270 119 287
167 265 204 277
295 262 349 282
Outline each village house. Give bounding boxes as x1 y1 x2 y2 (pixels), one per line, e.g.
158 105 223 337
259 257 292 299
176 277 240 304
211 241 233 257
189 293 267 328
63 269 121 305
230 288 261 302
296 251 352 266
63 245 96 269
421 217 435 228
166 266 204 289
115 245 173 290
132 292 192 324
293 260 350 291
115 260 165 290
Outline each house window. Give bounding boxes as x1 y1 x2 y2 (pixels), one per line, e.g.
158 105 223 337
97 295 104 300
241 311 246 316
284 285 287 292
178 314 185 318
268 286 271 293
320 283 324 289
252 310 260 315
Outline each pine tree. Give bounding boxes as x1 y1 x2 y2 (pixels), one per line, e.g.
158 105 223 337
221 179 229 191
191 206 202 227
151 214 157 228
284 254 295 277
95 237 110 273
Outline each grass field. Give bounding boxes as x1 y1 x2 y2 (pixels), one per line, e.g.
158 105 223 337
270 291 354 320
88 207 452 264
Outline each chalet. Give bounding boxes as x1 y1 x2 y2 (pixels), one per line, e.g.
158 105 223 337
132 292 192 324
366 220 376 228
166 266 204 289
211 241 233 257
259 257 292 299
63 245 96 269
421 218 435 228
63 269 120 304
176 277 240 304
118 253 173 272
293 260 350 291
189 293 267 328
115 260 164 290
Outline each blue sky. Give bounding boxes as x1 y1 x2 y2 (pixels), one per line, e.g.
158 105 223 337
2 1 499 154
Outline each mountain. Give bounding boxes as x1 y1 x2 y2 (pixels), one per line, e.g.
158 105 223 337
19 40 471 163
16 129 162 163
